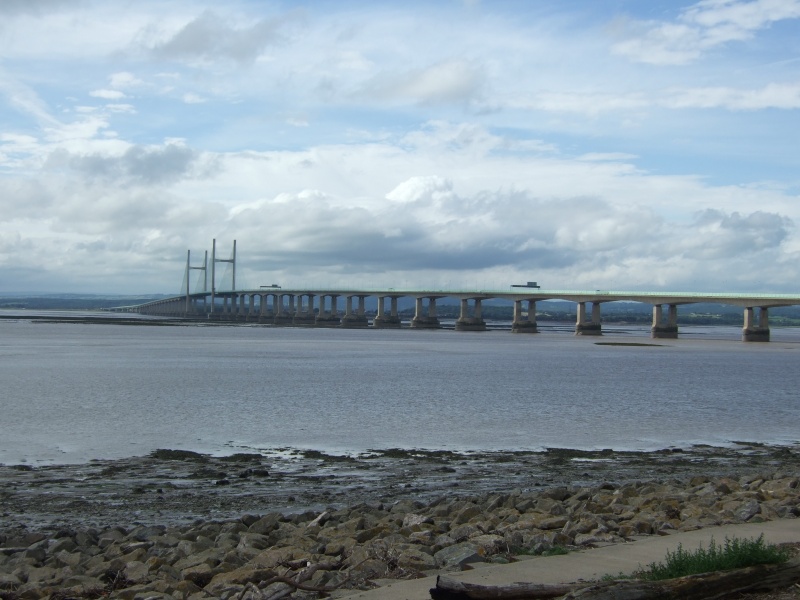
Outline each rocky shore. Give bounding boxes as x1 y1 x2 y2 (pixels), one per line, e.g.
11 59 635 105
1 443 799 599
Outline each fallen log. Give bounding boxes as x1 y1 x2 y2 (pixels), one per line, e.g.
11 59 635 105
429 576 580 599
430 557 800 600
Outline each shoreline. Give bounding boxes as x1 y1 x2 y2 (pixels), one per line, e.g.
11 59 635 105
2 442 798 533
1 443 799 598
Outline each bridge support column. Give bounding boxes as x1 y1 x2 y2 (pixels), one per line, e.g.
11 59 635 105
651 304 679 338
294 294 316 326
512 300 538 333
455 298 487 331
743 307 770 342
236 294 247 321
373 296 402 328
575 301 602 335
342 295 369 328
274 294 294 325
412 297 441 329
246 294 256 321
316 294 341 327
259 294 274 324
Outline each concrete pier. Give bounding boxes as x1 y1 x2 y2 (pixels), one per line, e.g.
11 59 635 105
743 306 770 342
259 293 275 324
293 294 316 326
411 296 441 329
316 294 341 327
341 295 369 328
373 296 402 328
512 299 538 333
455 298 487 331
575 301 602 335
273 294 294 325
651 303 679 339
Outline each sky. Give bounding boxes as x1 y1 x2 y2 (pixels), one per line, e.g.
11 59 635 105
1 0 800 295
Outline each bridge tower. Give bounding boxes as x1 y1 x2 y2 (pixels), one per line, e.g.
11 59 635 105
184 250 208 314
210 239 236 316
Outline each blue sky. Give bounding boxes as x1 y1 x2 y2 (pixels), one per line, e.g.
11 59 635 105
1 0 799 293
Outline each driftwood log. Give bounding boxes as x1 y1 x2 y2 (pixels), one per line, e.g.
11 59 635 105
430 556 800 600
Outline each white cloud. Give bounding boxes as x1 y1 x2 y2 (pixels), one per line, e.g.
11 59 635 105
109 71 144 89
90 89 127 100
363 59 484 105
182 93 206 104
612 0 800 65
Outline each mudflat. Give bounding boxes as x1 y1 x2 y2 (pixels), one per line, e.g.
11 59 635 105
2 443 797 532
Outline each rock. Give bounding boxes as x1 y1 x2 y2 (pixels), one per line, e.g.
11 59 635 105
434 543 485 569
205 566 278 594
248 513 282 535
123 560 150 584
736 499 761 521
402 513 433 528
397 547 437 571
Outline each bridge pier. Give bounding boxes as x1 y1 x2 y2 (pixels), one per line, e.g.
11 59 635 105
455 298 487 331
512 300 538 333
651 304 679 338
373 296 402 328
246 294 257 321
341 295 369 328
259 293 275 323
316 294 341 327
575 301 602 335
222 296 233 320
411 297 441 329
273 294 294 325
293 294 316 326
236 294 247 321
743 307 770 342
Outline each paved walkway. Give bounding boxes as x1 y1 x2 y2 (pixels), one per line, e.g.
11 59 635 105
339 520 800 600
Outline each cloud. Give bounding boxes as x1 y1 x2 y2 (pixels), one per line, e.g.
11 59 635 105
0 0 73 17
90 89 127 100
363 59 484 105
662 81 800 110
149 9 294 65
182 93 206 104
611 0 800 65
43 142 204 187
0 69 59 125
684 208 792 257
109 72 144 89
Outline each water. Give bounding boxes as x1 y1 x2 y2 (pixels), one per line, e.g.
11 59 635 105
1 314 799 465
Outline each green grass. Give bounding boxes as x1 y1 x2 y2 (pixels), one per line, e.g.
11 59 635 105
635 535 791 581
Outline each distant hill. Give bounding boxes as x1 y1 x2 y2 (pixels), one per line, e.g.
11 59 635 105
0 294 167 310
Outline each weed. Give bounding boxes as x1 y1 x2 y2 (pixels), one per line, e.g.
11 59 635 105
635 535 791 581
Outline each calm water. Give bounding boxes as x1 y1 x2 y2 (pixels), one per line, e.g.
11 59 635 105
1 315 799 464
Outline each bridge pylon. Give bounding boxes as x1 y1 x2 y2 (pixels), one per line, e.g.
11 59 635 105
210 239 236 317
184 249 208 315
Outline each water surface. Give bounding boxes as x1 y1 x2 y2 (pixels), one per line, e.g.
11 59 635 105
1 316 798 464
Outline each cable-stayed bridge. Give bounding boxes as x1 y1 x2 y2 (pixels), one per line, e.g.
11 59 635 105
127 240 800 342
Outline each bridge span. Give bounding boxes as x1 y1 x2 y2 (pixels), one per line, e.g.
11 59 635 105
121 240 800 342
127 287 800 342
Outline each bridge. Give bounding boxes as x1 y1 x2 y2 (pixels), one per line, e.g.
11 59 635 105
126 240 800 342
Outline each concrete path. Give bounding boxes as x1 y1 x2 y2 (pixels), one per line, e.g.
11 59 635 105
339 520 800 600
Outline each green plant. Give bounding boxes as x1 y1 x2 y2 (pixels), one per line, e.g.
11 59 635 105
635 535 791 581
